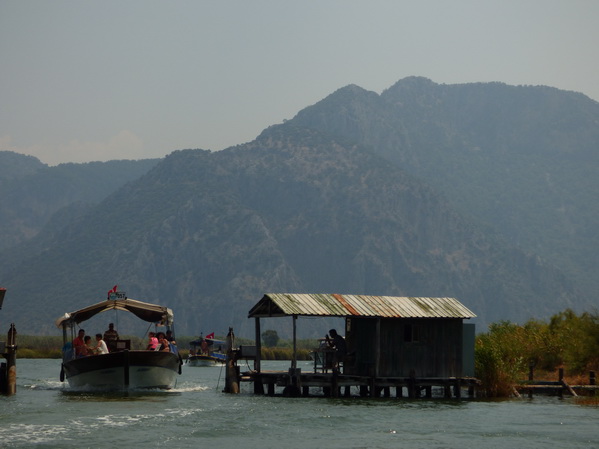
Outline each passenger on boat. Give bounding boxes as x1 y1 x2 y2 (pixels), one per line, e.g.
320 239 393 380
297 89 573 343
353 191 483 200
157 332 171 352
94 333 109 354
200 339 209 355
84 335 96 355
165 330 178 353
147 332 159 350
103 323 119 352
165 330 176 344
73 329 87 358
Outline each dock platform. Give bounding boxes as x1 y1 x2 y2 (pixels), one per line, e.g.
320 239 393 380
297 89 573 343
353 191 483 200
240 369 481 398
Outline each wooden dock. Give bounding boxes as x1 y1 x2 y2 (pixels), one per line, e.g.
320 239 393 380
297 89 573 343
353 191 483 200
239 368 481 399
513 369 597 398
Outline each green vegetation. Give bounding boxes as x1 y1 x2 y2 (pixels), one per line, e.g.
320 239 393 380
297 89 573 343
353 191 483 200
261 329 280 347
475 309 599 397
17 309 599 397
14 333 313 360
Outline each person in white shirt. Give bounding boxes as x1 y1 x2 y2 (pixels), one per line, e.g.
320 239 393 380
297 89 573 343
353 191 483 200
94 333 109 354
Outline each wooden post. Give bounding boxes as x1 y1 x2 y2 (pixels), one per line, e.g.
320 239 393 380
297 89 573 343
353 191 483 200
395 386 402 398
425 386 432 398
331 369 339 398
254 317 261 374
454 380 461 399
359 384 369 397
443 381 451 399
408 371 416 399
5 324 17 395
254 318 262 394
528 361 534 398
292 315 297 370
224 328 239 394
590 371 596 397
374 318 381 379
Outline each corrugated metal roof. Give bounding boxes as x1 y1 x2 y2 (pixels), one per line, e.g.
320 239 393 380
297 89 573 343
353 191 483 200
248 293 476 319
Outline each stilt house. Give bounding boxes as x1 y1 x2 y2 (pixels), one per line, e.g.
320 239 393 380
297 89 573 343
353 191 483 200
248 293 476 378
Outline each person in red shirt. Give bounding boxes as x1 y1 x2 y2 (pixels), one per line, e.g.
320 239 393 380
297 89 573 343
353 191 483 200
73 329 86 358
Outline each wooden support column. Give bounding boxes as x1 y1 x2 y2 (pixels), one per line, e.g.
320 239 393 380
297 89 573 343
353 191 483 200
558 368 564 398
291 315 297 370
425 386 432 398
3 323 17 396
443 381 451 398
331 370 339 398
396 386 403 398
374 318 381 379
454 380 461 398
528 362 534 398
254 318 262 394
224 328 239 394
254 317 261 373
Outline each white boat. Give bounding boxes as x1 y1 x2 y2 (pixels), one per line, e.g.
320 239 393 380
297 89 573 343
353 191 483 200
186 335 226 367
56 291 183 390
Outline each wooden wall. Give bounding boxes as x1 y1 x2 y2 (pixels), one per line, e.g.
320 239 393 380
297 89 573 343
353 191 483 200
345 317 464 377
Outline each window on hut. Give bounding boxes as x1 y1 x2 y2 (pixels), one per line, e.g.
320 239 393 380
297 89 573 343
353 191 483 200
404 324 420 343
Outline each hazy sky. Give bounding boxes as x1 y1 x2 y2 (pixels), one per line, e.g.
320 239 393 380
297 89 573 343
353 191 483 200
2 1 598 166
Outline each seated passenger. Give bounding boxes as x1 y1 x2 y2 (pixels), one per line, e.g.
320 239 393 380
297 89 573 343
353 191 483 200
94 333 109 355
84 335 96 355
73 329 87 358
157 332 171 352
146 332 158 350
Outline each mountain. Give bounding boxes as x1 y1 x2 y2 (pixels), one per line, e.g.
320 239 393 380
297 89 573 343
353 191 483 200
1 78 597 338
0 152 160 250
0 124 587 337
290 77 599 297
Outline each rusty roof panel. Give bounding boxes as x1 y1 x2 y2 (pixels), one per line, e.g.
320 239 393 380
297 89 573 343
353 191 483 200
248 293 476 319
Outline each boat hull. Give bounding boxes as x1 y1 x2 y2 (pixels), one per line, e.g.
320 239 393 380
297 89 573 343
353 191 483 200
62 350 181 390
187 355 218 367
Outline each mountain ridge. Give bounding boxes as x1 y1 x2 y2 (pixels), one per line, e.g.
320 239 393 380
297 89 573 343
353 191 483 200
1 78 596 338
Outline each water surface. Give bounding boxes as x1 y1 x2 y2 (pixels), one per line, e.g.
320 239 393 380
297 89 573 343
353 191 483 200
1 359 597 448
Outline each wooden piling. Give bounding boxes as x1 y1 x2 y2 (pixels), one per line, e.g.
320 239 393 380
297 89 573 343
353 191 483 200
224 328 239 394
1 323 17 396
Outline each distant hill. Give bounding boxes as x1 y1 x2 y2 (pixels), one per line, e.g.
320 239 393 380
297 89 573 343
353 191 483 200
0 152 160 250
0 122 588 337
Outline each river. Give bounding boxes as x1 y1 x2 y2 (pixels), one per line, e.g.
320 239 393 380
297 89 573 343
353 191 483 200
1 359 598 448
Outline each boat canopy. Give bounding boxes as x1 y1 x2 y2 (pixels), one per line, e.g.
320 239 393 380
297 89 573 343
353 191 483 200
55 298 174 329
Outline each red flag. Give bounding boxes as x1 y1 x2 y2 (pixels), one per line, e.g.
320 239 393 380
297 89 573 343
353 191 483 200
107 285 118 299
206 332 215 339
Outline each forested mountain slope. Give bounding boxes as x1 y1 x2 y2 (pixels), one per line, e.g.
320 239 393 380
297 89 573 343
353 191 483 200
0 125 584 337
291 77 599 297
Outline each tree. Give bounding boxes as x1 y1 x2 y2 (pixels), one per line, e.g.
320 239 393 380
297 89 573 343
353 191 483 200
262 330 280 347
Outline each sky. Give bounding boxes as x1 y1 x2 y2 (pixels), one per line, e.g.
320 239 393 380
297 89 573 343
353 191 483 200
2 1 598 166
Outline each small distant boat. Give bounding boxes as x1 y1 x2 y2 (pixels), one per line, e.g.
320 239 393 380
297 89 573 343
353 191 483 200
56 290 183 390
187 334 226 367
